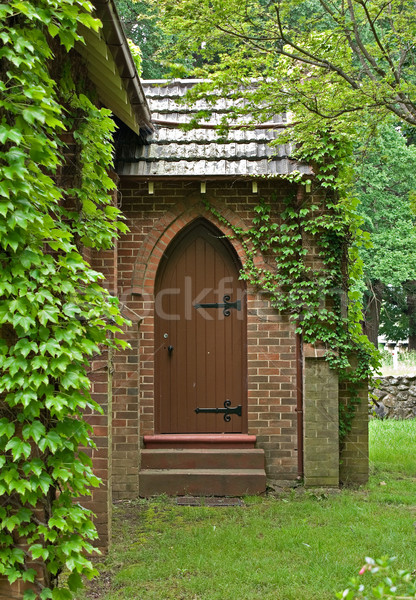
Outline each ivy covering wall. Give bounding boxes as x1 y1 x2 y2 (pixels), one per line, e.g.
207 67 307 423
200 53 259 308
0 1 128 597
206 120 379 440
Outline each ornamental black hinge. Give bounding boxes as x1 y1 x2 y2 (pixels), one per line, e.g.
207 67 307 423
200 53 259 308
194 295 241 317
195 400 242 422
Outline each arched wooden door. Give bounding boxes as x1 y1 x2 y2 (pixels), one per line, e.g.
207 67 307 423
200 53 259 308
155 220 247 434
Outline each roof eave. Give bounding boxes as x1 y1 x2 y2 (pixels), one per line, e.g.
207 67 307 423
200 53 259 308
76 0 153 134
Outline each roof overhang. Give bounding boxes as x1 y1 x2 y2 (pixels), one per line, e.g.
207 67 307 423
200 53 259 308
75 0 153 136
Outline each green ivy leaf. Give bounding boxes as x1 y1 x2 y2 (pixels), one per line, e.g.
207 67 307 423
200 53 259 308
48 515 67 531
5 437 32 460
61 368 82 390
38 431 61 454
30 472 52 495
48 23 60 37
29 544 49 561
52 588 73 600
38 305 60 326
0 418 15 439
21 568 36 583
22 421 45 443
22 107 46 125
67 571 83 591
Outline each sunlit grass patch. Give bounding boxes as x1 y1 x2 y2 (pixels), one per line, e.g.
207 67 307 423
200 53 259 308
369 418 416 475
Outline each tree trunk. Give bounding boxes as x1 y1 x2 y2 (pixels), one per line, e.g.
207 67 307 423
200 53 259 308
406 282 416 350
363 280 385 348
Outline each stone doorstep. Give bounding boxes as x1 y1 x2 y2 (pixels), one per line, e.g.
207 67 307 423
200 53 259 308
139 468 267 497
140 448 265 470
139 445 267 497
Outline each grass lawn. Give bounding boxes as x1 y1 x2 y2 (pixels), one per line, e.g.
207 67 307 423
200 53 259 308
76 420 416 600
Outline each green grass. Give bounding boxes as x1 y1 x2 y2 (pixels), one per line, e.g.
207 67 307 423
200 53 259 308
370 418 416 475
76 420 416 600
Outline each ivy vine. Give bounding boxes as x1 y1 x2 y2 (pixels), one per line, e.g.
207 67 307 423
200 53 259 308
0 1 128 598
206 124 379 443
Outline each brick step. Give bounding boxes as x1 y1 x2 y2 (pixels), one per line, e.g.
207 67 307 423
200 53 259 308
141 448 265 470
143 434 257 449
139 468 266 497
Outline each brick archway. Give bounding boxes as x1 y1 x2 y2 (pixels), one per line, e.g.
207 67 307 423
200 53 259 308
130 197 249 297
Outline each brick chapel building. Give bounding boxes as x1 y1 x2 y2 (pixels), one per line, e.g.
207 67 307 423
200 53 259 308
2 12 370 598
75 0 370 551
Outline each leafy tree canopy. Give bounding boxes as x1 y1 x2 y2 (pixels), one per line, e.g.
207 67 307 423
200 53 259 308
156 0 416 128
115 0 172 78
353 124 416 345
356 125 416 288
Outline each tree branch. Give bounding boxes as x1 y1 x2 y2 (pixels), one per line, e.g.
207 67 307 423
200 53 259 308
346 0 386 78
274 3 361 89
358 0 400 84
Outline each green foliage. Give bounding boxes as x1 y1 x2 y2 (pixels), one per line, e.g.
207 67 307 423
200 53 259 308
356 126 416 287
0 0 128 596
114 0 171 78
158 0 416 126
336 556 416 599
127 39 143 76
154 0 396 436
354 124 416 343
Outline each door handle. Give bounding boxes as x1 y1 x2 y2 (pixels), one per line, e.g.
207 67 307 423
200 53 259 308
168 345 174 354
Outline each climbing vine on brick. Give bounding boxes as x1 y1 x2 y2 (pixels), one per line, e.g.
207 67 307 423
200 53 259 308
207 123 380 441
0 1 128 598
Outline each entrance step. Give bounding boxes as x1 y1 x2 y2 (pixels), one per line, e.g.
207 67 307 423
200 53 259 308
143 434 257 449
141 448 265 470
139 448 266 497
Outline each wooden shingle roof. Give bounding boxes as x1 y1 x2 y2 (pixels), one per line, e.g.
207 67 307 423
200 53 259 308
117 79 312 178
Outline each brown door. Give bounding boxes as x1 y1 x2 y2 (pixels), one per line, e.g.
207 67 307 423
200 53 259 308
155 220 247 433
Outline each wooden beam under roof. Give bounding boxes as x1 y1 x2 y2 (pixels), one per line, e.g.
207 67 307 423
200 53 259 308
75 0 153 136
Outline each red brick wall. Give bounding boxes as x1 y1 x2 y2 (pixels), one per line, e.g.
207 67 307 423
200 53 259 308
82 353 113 551
81 195 119 547
0 578 38 600
111 179 302 490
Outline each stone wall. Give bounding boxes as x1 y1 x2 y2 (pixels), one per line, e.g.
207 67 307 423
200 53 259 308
303 353 339 488
370 375 416 419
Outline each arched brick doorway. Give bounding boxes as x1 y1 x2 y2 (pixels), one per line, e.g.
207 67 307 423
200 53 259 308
154 219 247 434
